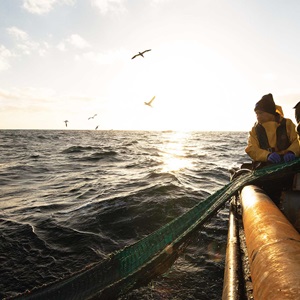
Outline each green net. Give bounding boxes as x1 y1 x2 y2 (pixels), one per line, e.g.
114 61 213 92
19 159 300 300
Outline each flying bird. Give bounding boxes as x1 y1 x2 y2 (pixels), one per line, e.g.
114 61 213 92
131 49 151 59
88 114 97 120
95 125 99 130
144 96 155 107
64 120 69 127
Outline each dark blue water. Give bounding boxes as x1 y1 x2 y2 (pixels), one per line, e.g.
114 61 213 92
0 130 249 299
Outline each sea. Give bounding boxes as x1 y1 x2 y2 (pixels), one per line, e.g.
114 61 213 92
0 130 249 300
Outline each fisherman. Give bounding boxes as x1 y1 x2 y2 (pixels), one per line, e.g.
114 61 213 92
245 93 300 205
246 93 300 167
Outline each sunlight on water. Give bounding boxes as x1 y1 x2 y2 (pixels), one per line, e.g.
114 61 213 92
0 130 249 299
160 131 192 172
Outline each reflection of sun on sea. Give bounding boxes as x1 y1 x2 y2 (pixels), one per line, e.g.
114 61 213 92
160 131 192 172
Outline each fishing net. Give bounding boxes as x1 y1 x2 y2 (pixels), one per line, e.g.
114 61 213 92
17 159 300 300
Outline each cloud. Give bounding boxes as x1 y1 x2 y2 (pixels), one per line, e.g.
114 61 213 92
91 0 127 15
7 27 29 41
66 34 91 49
56 34 91 52
7 28 90 59
0 86 83 115
79 48 129 64
22 0 75 15
0 45 12 71
0 88 17 101
0 86 95 109
7 26 49 56
23 0 58 14
150 0 171 6
0 86 56 103
56 42 66 52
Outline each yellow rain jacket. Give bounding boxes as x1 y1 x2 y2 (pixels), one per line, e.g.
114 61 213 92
245 117 300 162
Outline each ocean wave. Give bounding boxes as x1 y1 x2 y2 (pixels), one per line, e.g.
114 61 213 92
0 130 249 299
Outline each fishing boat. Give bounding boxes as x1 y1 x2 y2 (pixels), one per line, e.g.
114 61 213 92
222 161 300 300
13 160 300 299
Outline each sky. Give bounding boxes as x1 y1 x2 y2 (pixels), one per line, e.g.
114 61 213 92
1 0 300 131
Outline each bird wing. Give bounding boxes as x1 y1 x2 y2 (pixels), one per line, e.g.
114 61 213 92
132 49 151 59
148 96 155 104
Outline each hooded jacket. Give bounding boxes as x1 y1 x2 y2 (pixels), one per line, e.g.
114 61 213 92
245 116 300 162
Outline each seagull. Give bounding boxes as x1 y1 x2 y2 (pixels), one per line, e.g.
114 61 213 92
64 120 69 127
95 125 99 130
131 49 151 59
88 114 97 120
144 96 155 107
